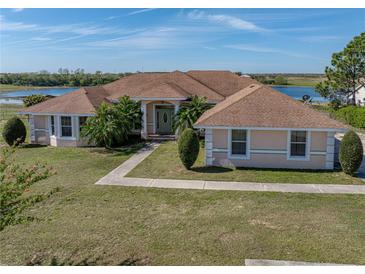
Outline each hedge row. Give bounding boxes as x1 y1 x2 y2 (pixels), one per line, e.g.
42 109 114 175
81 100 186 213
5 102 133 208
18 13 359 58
331 106 365 129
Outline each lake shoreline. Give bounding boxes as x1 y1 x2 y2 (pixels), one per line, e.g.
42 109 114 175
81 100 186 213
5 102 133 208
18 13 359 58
0 85 327 105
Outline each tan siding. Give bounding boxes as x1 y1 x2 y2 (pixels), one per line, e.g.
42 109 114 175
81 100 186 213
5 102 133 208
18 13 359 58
212 152 326 169
212 129 228 149
251 130 287 150
34 115 48 129
311 131 327 152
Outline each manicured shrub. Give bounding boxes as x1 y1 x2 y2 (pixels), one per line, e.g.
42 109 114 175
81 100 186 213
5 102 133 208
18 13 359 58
339 130 363 176
333 106 365 129
178 128 200 170
23 94 48 107
2 116 26 146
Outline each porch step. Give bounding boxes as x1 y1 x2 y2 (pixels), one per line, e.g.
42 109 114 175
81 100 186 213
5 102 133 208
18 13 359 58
146 134 176 141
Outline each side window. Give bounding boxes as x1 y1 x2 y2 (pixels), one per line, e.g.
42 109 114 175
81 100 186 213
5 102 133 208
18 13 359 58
290 131 307 157
61 116 72 137
50 116 55 135
231 129 247 155
79 116 87 133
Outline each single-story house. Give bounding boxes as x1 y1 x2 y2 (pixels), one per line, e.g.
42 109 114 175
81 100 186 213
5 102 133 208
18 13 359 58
19 70 346 170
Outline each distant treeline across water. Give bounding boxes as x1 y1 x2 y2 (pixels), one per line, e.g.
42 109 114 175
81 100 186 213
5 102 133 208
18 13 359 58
0 69 133 87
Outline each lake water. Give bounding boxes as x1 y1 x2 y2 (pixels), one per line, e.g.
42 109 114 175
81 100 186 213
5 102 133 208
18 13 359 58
273 86 327 102
0 85 327 105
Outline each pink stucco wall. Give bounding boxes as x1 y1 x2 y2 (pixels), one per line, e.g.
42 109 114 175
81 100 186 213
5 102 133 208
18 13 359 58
210 129 330 169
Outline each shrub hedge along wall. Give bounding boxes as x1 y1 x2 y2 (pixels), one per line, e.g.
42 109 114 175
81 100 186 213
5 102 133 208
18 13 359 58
339 130 363 176
332 106 365 129
178 128 200 170
2 116 26 146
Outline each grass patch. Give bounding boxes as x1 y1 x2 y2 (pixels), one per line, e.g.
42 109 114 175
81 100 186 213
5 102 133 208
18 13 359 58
285 76 325 87
0 145 364 265
0 84 60 93
127 141 363 185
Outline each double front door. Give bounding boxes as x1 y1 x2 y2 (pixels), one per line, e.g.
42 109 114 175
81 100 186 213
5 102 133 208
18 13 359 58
156 107 174 134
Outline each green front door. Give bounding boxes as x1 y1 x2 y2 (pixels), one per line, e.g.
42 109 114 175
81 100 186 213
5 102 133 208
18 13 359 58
156 107 174 134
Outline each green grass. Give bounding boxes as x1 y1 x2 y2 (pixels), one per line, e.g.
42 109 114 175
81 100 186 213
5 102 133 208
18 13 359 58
0 145 364 265
285 76 325 87
127 141 363 185
0 84 59 93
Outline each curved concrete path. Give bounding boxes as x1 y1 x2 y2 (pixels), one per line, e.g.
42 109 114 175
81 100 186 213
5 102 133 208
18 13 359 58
95 142 365 195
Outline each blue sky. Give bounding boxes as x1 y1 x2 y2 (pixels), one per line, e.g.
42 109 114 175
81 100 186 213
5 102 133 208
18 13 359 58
0 8 364 73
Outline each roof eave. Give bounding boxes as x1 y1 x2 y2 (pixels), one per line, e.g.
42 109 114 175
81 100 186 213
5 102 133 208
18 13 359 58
194 124 347 132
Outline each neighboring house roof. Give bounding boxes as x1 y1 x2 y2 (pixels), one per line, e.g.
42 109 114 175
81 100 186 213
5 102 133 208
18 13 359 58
195 84 346 130
19 87 110 115
186 70 257 97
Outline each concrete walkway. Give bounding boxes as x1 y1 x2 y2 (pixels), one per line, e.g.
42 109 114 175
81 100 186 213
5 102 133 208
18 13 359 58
95 142 365 195
244 259 358 266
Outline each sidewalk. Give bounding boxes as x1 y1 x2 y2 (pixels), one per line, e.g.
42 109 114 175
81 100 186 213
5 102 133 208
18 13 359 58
95 143 365 195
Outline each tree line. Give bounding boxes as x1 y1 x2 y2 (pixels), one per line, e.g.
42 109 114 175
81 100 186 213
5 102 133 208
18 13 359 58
0 68 132 87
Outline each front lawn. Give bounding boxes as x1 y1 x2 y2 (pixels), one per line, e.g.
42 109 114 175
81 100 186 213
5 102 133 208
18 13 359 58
1 145 365 265
127 141 364 185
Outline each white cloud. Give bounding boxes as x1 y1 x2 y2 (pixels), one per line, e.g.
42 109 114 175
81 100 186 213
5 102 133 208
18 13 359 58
12 8 24 13
85 28 178 50
225 44 278 53
31 37 52 41
187 10 264 32
298 35 343 43
127 8 156 16
225 43 325 61
0 16 124 36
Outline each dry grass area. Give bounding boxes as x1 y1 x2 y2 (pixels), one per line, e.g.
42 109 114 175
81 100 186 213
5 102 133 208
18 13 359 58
0 145 364 265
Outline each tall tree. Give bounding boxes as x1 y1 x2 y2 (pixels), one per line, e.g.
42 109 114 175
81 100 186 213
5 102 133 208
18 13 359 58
316 32 365 105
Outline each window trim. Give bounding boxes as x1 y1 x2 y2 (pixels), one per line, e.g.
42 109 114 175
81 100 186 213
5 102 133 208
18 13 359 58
60 116 73 138
227 129 251 160
49 115 56 136
287 130 311 161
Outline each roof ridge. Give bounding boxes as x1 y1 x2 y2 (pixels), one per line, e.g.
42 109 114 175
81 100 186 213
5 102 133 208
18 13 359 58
164 82 191 97
260 85 341 123
184 71 226 98
196 84 263 125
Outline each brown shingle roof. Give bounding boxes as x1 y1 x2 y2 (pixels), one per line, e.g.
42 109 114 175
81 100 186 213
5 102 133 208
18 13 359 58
106 71 224 102
19 86 110 115
195 84 346 129
186 70 258 97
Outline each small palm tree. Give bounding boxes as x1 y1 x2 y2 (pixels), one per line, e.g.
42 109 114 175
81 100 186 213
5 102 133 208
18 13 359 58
173 95 210 136
81 96 142 148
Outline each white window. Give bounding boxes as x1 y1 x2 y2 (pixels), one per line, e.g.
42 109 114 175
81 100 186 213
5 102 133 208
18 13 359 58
290 131 307 157
50 116 55 136
61 116 72 137
79 116 87 133
231 129 247 156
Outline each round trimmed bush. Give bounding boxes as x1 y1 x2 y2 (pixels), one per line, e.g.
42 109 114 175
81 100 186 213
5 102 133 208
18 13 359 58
2 116 26 146
339 130 363 176
178 128 200 170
